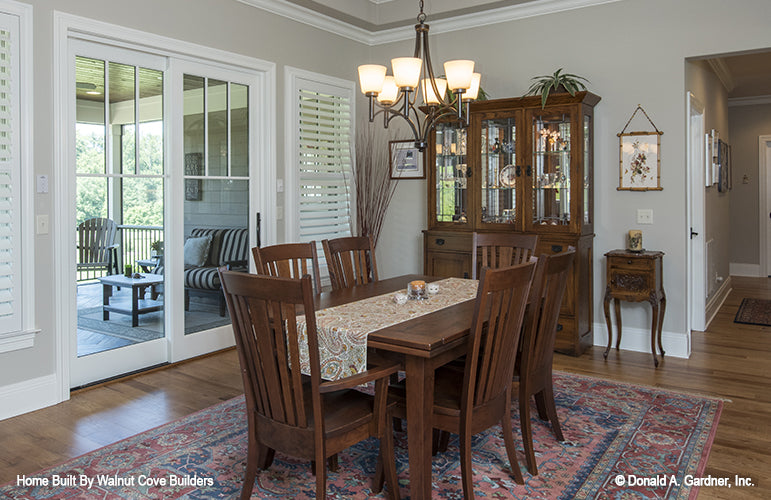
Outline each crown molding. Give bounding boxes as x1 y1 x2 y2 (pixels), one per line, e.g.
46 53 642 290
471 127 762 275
238 0 624 45
707 58 736 93
728 95 771 107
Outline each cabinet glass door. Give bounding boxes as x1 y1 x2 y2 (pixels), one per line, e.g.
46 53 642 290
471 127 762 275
434 123 468 224
480 116 518 226
532 110 572 227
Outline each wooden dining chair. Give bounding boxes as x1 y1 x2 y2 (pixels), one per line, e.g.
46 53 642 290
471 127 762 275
513 247 575 475
252 242 323 294
471 232 538 279
322 235 378 290
219 270 401 500
391 261 535 498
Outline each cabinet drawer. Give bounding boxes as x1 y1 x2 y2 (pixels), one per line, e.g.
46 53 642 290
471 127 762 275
609 269 652 297
425 233 471 253
607 256 654 272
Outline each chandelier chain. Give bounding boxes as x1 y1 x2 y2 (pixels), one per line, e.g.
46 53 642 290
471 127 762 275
417 0 426 23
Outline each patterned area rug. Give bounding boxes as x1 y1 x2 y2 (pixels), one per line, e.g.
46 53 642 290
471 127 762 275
0 372 722 499
734 298 771 326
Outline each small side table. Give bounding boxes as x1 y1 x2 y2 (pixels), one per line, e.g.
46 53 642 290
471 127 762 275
603 249 666 366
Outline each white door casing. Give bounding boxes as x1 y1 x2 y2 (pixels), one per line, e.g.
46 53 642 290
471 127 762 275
687 92 706 333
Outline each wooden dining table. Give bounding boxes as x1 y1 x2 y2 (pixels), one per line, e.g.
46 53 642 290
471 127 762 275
314 274 477 500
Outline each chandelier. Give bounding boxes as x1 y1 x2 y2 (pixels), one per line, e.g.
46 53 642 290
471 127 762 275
357 0 481 152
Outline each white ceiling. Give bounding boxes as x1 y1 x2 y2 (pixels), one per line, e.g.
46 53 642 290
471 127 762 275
710 52 771 100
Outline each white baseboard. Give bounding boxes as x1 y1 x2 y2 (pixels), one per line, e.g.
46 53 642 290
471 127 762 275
730 262 761 277
593 323 690 359
705 276 732 330
0 374 60 421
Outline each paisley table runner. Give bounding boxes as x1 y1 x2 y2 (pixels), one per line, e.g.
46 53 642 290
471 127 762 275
297 277 478 380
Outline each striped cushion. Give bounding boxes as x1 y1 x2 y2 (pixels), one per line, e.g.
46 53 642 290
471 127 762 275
184 266 220 290
218 228 249 267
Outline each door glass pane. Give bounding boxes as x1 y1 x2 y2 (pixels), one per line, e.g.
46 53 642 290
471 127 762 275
481 117 517 225
434 123 467 223
139 67 164 175
231 83 248 177
207 78 228 177
109 62 135 174
533 111 571 226
183 74 250 336
75 57 105 174
76 55 165 359
184 74 205 174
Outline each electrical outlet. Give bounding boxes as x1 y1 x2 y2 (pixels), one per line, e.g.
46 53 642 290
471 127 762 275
637 209 653 224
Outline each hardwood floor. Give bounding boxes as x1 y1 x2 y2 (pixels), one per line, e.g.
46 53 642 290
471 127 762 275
1 277 769 498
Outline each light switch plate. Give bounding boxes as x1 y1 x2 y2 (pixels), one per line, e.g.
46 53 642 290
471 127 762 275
36 215 49 234
637 209 653 224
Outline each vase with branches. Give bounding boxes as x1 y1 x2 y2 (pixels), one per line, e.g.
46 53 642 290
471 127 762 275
352 125 399 247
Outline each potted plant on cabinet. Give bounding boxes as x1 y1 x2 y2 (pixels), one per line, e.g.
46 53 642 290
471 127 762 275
527 68 589 108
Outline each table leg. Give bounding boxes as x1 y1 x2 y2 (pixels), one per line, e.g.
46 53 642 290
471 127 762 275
613 298 622 350
649 299 660 367
657 292 666 357
102 284 111 320
405 355 434 500
131 285 139 327
603 292 612 359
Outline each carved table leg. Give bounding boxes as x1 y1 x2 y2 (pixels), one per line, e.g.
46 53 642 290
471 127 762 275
649 298 660 367
657 292 666 357
603 289 613 359
613 299 622 350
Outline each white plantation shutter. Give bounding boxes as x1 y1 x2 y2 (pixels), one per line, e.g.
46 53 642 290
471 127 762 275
295 79 353 247
0 18 19 334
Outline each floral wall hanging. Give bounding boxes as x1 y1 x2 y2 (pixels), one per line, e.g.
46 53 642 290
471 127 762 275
617 105 663 191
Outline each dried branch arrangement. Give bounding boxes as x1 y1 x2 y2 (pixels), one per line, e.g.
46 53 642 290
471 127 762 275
352 125 399 247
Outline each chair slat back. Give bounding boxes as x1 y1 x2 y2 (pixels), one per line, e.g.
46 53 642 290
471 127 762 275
463 261 535 409
77 217 118 266
471 232 538 280
253 242 322 294
521 248 575 378
220 270 322 431
322 235 378 290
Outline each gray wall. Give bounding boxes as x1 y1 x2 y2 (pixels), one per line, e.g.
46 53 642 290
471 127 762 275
375 0 771 338
728 103 771 267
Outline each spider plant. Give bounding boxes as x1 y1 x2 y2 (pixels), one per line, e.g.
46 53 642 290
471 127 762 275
527 68 589 108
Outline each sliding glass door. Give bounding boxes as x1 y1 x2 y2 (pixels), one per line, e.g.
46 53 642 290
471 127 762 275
168 60 258 361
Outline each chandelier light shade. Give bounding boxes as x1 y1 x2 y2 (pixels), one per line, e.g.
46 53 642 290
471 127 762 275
358 64 387 95
464 73 482 101
443 60 475 91
377 76 399 104
421 77 446 105
357 0 482 151
391 57 423 89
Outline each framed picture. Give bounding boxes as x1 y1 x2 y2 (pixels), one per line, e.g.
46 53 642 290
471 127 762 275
617 131 663 191
705 130 714 186
184 152 203 201
710 129 719 186
389 140 424 179
717 139 730 193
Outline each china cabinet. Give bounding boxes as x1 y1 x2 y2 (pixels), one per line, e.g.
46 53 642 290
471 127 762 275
423 91 600 355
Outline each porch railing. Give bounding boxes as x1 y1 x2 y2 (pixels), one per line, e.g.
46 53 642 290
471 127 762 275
77 224 163 282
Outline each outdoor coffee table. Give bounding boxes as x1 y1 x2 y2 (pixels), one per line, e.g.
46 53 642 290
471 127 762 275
98 274 164 327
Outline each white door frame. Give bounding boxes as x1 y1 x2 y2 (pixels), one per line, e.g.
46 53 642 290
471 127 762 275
686 92 706 333
760 136 771 277
53 12 276 400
